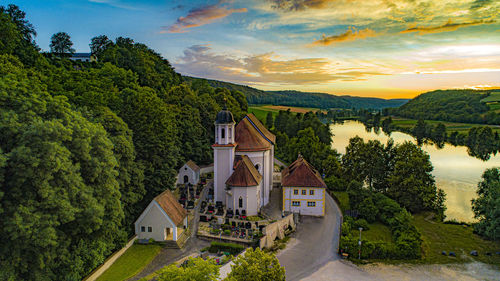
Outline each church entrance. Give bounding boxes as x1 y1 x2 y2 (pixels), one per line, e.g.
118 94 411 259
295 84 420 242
183 175 189 183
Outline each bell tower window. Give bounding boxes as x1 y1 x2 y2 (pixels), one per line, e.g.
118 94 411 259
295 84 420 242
239 196 243 208
221 128 225 139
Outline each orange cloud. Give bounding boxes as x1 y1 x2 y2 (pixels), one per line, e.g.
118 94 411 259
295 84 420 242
400 19 496 35
164 3 247 33
311 27 378 46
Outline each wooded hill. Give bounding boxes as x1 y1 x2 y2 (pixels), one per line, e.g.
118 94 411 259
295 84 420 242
391 89 500 124
184 77 409 110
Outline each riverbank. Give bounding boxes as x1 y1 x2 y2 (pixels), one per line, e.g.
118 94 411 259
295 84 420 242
387 116 500 135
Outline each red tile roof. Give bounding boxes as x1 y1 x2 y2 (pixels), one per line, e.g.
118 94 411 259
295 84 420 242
154 190 187 226
281 155 326 188
226 155 262 187
245 113 276 144
235 118 272 152
185 160 200 172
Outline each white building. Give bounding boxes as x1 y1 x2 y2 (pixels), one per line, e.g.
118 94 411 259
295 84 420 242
282 155 326 217
213 107 275 216
177 160 200 185
69 53 96 62
134 190 188 241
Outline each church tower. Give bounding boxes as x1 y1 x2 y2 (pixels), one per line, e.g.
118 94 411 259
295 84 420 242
212 105 235 203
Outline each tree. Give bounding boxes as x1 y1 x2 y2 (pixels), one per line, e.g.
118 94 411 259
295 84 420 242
432 123 446 144
413 119 427 143
90 34 112 57
50 31 75 56
387 142 437 213
266 112 274 129
157 257 219 281
226 248 285 281
0 55 124 280
472 168 500 240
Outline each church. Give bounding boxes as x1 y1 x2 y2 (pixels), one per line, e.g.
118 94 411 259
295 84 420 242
212 106 275 216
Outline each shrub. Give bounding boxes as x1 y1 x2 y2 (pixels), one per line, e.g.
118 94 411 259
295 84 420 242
354 219 370 231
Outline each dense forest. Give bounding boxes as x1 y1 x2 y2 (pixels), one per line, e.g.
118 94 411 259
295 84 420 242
0 5 248 280
391 89 500 124
186 77 409 110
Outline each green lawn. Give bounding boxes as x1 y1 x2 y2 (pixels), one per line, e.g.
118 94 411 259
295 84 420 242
361 223 393 243
248 106 278 121
96 244 163 281
413 214 500 265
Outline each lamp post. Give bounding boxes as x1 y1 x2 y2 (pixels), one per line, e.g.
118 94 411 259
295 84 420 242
358 227 363 260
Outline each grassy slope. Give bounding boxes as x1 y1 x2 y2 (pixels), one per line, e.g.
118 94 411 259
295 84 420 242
96 244 163 281
361 223 393 243
413 214 500 265
480 92 500 103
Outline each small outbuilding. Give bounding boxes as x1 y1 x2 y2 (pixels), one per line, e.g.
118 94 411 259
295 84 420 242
177 160 200 185
134 190 188 242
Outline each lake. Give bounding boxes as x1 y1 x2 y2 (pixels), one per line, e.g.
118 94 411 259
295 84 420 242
330 120 500 222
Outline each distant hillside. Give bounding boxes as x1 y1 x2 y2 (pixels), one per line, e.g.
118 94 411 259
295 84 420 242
393 89 500 124
184 76 409 110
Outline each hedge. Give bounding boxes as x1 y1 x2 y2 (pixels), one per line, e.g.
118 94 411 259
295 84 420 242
208 242 245 255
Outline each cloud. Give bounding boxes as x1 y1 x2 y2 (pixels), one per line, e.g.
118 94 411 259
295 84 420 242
400 19 496 35
163 2 247 33
311 27 378 46
174 45 386 85
267 0 336 11
469 0 493 10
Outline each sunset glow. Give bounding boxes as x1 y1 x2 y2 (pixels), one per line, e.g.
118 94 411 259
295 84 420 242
12 0 500 98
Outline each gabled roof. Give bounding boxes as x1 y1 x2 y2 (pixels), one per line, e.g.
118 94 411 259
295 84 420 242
185 160 200 172
281 155 326 188
154 190 187 226
235 117 272 152
245 114 276 144
226 155 262 187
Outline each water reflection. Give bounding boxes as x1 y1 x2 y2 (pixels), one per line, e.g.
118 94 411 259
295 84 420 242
330 120 500 222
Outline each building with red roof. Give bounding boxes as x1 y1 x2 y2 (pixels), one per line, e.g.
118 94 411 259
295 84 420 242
282 155 326 216
213 106 275 216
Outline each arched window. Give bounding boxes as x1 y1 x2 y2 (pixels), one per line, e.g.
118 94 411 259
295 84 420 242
221 128 225 139
238 196 243 208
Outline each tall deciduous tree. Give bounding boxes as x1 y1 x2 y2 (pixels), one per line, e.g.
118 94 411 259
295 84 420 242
226 248 285 281
0 55 124 280
50 31 75 56
472 168 500 240
90 34 112 57
266 112 274 129
387 141 439 213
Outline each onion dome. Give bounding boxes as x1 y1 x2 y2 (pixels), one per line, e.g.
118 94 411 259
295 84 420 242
215 105 235 124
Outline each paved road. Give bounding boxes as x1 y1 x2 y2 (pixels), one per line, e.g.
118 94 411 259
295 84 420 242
277 194 342 281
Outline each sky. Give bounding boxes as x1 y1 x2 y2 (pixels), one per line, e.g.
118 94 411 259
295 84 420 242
6 0 500 99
